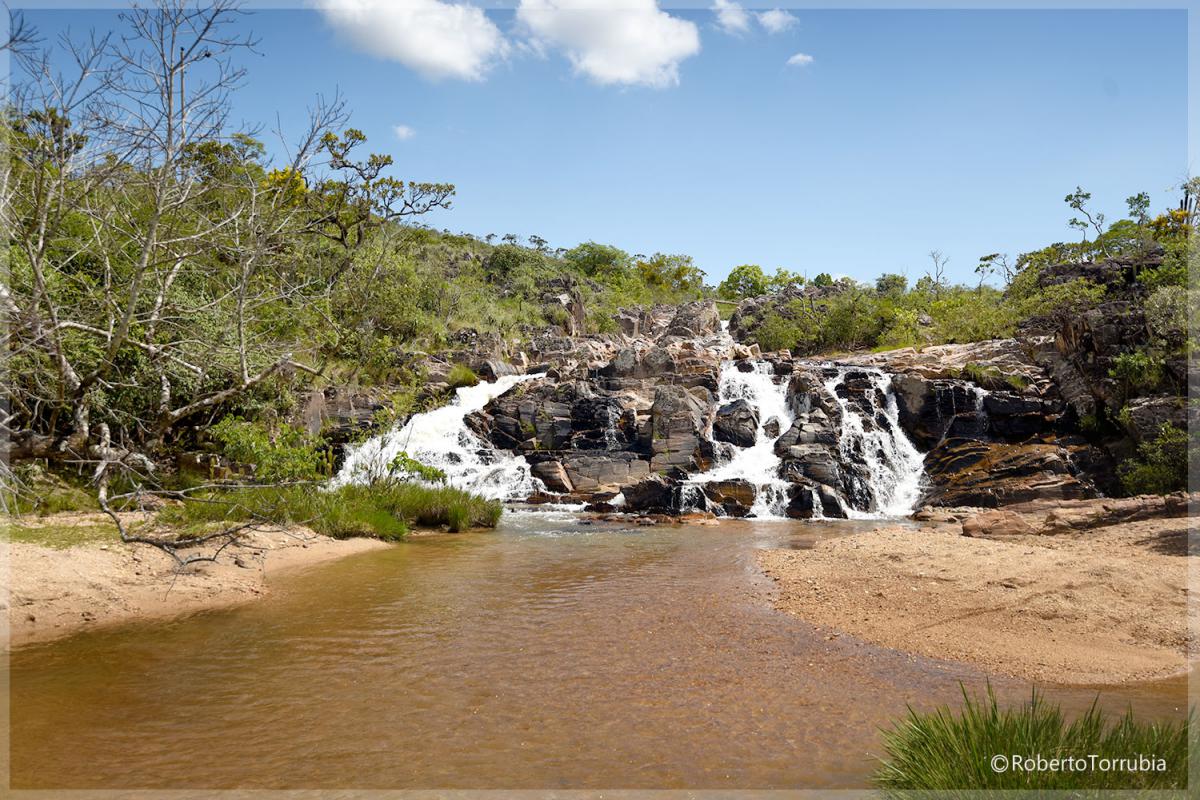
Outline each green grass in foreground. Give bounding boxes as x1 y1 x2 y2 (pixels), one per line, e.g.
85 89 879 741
875 686 1191 795
159 481 502 540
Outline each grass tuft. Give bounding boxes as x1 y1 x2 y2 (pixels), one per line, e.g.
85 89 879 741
447 364 480 389
159 480 502 541
875 685 1191 795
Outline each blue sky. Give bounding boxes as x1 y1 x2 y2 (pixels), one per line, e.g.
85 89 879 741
23 3 1189 286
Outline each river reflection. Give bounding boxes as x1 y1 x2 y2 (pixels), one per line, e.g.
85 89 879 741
9 513 1190 789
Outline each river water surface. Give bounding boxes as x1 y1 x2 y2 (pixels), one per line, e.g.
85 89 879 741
9 513 1189 790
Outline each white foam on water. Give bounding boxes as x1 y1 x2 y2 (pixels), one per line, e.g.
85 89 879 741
330 373 545 500
687 361 794 519
823 366 925 518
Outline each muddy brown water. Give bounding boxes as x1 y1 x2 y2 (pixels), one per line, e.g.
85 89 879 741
8 513 1189 790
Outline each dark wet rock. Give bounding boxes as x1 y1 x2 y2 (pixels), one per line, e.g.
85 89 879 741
785 482 846 520
1120 395 1190 443
622 474 677 513
762 417 782 439
700 479 757 517
712 399 759 448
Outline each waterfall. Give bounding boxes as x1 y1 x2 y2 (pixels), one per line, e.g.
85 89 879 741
330 374 544 500
823 367 924 517
686 361 794 518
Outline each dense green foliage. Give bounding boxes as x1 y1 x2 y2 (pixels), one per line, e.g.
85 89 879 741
875 686 1191 793
161 480 502 538
210 417 333 482
1118 424 1193 495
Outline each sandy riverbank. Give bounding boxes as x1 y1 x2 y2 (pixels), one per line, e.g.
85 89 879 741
759 499 1195 685
4 514 390 647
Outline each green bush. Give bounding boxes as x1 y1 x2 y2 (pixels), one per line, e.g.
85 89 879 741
211 417 331 482
447 364 480 389
1108 350 1164 399
387 451 447 483
875 686 1190 793
1119 423 1192 495
755 312 806 352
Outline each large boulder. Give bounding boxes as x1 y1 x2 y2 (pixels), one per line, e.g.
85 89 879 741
664 300 722 339
561 452 650 494
961 493 1194 537
1120 395 1190 443
921 438 1097 507
712 399 759 448
700 479 757 517
529 459 574 493
785 482 846 519
648 385 712 474
622 474 677 513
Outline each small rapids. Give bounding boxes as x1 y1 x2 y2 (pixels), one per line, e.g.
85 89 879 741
823 366 924 518
685 361 794 519
331 374 544 500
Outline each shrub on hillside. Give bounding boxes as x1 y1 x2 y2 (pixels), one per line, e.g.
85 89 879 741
1119 423 1192 495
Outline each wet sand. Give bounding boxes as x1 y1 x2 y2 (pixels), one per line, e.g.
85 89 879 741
4 514 390 647
759 515 1195 685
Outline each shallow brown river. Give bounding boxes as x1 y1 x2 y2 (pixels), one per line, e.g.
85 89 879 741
9 513 1189 790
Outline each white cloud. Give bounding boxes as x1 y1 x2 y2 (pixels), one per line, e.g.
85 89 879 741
392 124 416 140
517 0 701 88
315 0 508 82
786 52 813 67
757 8 798 34
712 0 750 35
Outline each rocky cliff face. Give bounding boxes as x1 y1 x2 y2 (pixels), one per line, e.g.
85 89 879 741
418 261 1185 515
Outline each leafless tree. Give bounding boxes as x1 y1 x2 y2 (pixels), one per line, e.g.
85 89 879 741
925 249 948 297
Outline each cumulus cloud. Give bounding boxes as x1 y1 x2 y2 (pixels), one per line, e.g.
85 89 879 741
712 0 750 35
314 0 508 82
392 124 416 140
517 0 701 88
757 8 798 34
786 52 814 67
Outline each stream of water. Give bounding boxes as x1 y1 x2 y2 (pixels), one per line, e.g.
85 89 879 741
9 513 1188 790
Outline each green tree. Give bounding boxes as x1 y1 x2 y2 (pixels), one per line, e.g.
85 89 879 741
875 273 908 297
564 241 629 277
718 264 768 300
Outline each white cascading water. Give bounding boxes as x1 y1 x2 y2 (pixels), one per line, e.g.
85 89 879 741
330 374 544 500
822 366 924 517
687 361 794 518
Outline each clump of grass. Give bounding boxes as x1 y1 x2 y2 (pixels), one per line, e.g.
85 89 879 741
2 521 117 549
957 362 1029 392
160 480 502 541
875 685 1191 794
447 364 480 389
